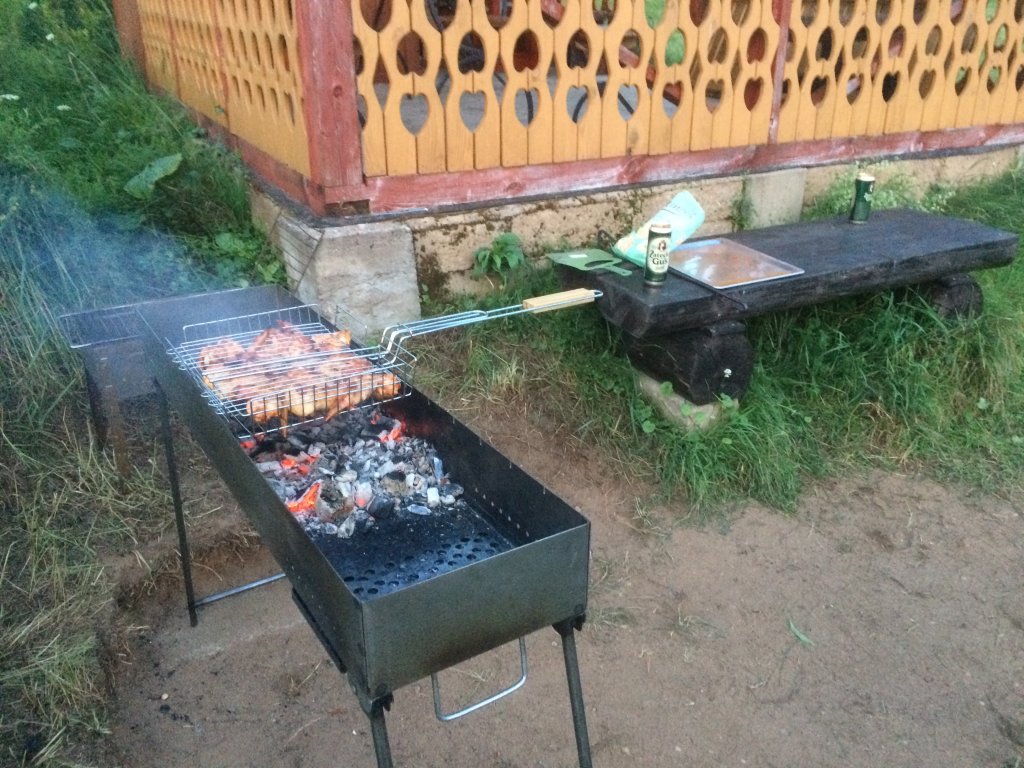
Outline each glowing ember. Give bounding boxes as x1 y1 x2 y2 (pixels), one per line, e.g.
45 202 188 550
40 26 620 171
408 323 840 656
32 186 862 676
239 438 257 452
286 481 321 515
280 454 315 475
380 422 403 442
371 412 404 442
250 407 466 536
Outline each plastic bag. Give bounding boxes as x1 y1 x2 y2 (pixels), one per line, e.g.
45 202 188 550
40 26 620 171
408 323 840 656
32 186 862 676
612 191 705 266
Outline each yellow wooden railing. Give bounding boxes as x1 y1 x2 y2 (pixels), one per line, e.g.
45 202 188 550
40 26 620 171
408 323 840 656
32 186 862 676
137 0 311 176
127 0 1024 209
777 0 1024 141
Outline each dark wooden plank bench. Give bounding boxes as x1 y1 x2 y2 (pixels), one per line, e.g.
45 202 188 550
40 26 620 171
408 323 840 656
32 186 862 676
559 208 1018 404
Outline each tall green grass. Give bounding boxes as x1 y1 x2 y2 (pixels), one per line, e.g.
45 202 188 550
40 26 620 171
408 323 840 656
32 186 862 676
0 0 282 285
0 1 277 762
0 178 196 766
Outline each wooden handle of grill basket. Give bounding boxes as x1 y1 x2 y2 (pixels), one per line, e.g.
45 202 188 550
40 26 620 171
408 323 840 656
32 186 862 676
521 288 599 313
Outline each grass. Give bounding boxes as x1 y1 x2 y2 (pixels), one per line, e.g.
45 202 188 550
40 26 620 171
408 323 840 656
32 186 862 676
0 177 212 765
0 0 282 286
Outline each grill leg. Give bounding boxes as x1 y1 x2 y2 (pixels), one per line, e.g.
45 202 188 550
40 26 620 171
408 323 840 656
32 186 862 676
368 697 395 768
156 381 198 627
86 359 132 479
555 617 593 768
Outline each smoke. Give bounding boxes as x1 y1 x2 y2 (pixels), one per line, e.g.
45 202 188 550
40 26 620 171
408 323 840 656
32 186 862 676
0 166 230 312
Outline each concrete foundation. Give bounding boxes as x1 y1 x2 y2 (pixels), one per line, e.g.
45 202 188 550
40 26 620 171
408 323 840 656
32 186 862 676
251 201 421 333
251 145 1022 331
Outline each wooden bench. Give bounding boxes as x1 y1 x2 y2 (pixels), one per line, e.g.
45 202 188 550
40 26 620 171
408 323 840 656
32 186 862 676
559 208 1018 404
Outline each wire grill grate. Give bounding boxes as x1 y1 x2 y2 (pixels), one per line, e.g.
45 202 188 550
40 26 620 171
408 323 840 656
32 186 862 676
167 304 413 437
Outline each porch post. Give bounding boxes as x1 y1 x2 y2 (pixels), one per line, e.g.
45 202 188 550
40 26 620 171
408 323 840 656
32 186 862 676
295 0 366 202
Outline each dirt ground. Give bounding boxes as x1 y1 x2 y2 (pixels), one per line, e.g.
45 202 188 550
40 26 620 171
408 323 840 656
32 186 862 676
108 408 1024 768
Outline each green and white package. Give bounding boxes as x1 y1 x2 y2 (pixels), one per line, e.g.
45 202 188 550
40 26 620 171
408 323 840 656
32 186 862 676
612 191 705 266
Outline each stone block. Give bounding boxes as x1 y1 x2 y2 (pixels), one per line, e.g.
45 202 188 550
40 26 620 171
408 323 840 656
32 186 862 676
303 221 420 333
931 147 1019 185
274 215 321 297
513 201 594 252
248 187 283 237
636 372 721 430
417 221 495 274
744 168 808 228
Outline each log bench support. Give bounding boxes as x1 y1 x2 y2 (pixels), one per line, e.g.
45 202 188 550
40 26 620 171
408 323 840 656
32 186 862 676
624 322 754 405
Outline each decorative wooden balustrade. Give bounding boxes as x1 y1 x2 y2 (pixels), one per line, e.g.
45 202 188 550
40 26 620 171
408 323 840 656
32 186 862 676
124 0 1024 214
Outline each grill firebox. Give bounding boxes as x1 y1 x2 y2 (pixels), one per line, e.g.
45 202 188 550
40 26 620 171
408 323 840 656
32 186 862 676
120 285 593 767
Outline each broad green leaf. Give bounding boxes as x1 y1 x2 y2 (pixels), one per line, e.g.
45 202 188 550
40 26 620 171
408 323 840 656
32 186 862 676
215 231 248 254
124 153 183 199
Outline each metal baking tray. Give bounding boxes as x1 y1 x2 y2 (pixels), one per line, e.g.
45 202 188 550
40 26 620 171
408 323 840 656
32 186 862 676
669 238 804 289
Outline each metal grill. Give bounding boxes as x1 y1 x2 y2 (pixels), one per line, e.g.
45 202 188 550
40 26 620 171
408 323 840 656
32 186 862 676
60 304 144 349
123 285 594 768
313 510 516 600
163 289 599 438
167 304 414 437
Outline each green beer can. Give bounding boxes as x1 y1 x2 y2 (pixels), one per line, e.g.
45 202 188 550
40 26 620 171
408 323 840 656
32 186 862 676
849 172 875 223
644 222 672 286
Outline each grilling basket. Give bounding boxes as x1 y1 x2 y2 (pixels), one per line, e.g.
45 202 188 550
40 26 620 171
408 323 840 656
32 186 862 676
164 287 601 439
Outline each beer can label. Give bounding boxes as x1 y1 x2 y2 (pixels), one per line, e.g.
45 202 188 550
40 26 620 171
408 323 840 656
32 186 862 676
645 223 671 285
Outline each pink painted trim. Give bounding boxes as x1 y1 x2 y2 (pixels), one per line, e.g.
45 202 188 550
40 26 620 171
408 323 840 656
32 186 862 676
312 125 1024 212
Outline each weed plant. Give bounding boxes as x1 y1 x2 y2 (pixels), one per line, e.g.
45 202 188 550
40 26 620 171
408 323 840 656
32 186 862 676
419 170 1024 514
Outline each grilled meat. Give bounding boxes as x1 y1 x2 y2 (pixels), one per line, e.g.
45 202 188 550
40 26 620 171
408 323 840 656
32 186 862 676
196 322 399 427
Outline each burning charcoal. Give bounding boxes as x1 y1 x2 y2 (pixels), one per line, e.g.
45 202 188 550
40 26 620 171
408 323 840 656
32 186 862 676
315 497 335 521
339 469 358 483
375 459 396 478
367 494 395 520
287 435 308 451
338 515 357 538
406 473 425 493
426 487 440 508
256 460 282 474
442 494 456 506
407 504 431 516
432 456 444 483
317 424 340 442
335 479 353 499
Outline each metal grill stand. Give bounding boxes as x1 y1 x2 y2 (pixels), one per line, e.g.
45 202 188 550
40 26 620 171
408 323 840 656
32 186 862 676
156 388 593 768
138 287 595 768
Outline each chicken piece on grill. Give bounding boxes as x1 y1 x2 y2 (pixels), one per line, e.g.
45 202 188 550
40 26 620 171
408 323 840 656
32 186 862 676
311 329 353 351
197 338 247 389
245 322 316 362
